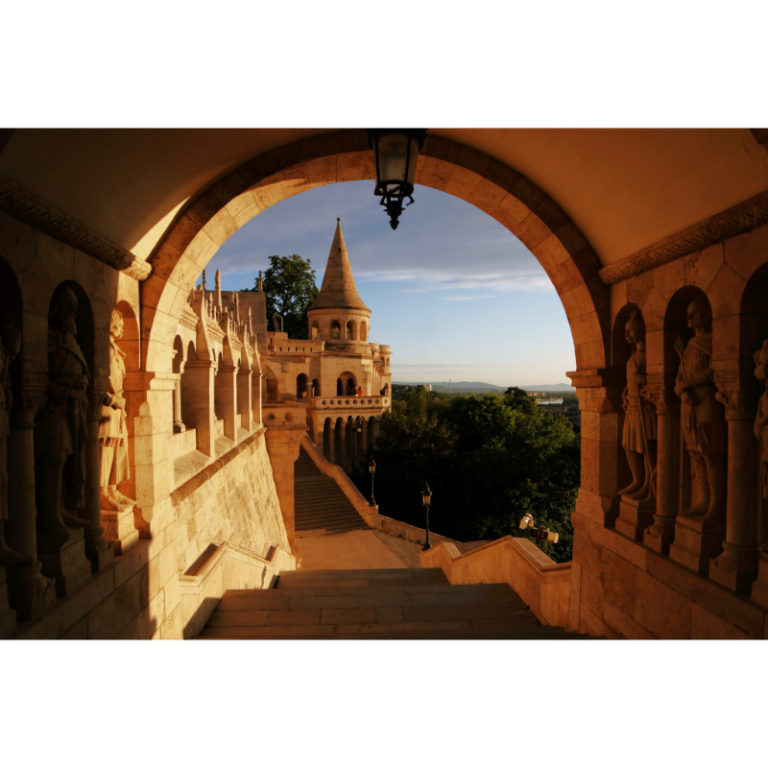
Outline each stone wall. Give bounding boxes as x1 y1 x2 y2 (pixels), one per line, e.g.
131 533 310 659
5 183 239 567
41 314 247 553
171 429 289 570
569 218 768 638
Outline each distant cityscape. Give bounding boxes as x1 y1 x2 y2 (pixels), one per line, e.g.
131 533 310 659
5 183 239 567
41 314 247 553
393 381 576 395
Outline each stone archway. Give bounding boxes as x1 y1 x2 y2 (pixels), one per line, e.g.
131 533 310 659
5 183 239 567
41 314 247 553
142 130 609 376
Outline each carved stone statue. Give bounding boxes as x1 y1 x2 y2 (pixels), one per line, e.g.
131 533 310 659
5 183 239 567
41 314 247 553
35 286 90 549
754 339 768 550
617 310 657 499
673 295 726 523
0 326 33 566
99 308 134 511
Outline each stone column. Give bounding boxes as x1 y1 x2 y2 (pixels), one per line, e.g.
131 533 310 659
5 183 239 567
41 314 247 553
172 372 185 433
644 383 681 555
217 364 238 440
566 367 625 638
125 371 175 539
183 360 216 456
264 424 304 552
568 368 625 527
238 368 252 432
326 419 335 463
252 370 263 427
5 383 55 621
709 382 759 592
336 419 346 468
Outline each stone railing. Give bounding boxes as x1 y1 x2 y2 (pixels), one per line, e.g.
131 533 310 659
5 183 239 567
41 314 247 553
421 536 572 628
299 436 453 549
179 541 296 638
266 333 323 355
308 396 390 410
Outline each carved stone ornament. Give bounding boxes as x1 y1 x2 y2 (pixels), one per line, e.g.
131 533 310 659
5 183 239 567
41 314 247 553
99 308 135 512
617 311 657 500
674 296 726 523
0 173 138 272
0 325 34 566
34 286 91 550
600 189 768 285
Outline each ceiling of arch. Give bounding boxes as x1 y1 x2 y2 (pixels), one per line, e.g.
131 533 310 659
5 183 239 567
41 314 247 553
1 128 767 267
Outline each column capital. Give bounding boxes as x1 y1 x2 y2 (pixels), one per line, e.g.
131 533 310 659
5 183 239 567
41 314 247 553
10 370 48 430
567 367 625 390
713 367 758 420
644 373 680 415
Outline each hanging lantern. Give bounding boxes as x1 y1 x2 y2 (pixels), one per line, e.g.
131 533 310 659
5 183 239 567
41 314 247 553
369 129 427 230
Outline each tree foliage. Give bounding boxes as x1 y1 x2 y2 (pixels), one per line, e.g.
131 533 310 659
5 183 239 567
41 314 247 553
352 386 579 562
259 254 319 338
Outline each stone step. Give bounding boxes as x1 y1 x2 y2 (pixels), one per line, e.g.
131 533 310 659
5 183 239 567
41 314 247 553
196 566 588 639
294 446 367 532
277 568 448 589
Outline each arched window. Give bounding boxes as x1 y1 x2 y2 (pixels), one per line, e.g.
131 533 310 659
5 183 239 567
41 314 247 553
330 320 341 340
360 321 368 341
297 373 308 399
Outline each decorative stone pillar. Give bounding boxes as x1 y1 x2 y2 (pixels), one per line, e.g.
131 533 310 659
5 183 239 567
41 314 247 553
336 419 346 468
217 363 238 440
644 382 681 554
252 369 263 427
125 371 175 538
183 359 216 456
568 368 625 527
172 372 185 433
566 367 625 638
264 423 305 552
237 368 252 432
708 380 759 592
5 383 55 621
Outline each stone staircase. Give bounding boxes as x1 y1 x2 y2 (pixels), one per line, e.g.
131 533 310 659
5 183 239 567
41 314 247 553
294 449 368 534
197 567 587 639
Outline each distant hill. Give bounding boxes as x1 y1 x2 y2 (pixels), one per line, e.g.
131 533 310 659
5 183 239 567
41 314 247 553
393 381 575 394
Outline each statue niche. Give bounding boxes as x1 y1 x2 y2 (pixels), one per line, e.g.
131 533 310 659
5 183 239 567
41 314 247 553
0 326 33 566
754 339 768 552
673 295 726 524
35 286 90 550
99 308 135 511
618 310 657 500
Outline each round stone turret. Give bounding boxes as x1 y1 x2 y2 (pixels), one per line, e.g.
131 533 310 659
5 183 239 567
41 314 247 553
307 219 371 346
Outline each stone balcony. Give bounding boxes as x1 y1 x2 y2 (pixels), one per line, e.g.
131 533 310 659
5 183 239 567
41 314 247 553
308 395 390 411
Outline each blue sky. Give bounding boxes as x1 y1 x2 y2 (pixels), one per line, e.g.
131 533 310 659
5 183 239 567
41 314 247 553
204 181 575 387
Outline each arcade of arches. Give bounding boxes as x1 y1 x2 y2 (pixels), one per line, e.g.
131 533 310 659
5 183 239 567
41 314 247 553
1 128 768 639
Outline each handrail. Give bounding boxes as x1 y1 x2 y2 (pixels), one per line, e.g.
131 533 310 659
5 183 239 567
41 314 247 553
299 435 454 549
421 535 572 628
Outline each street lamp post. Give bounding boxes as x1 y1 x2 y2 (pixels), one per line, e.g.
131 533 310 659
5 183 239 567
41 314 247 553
368 457 377 506
519 513 559 548
421 481 432 551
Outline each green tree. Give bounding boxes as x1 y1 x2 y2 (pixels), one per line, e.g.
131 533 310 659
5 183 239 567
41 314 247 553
259 254 319 339
354 388 579 562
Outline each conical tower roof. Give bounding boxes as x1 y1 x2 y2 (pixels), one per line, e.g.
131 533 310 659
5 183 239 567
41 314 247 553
308 219 370 313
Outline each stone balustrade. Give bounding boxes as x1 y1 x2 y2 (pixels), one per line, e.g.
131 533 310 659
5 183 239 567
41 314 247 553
309 396 390 410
